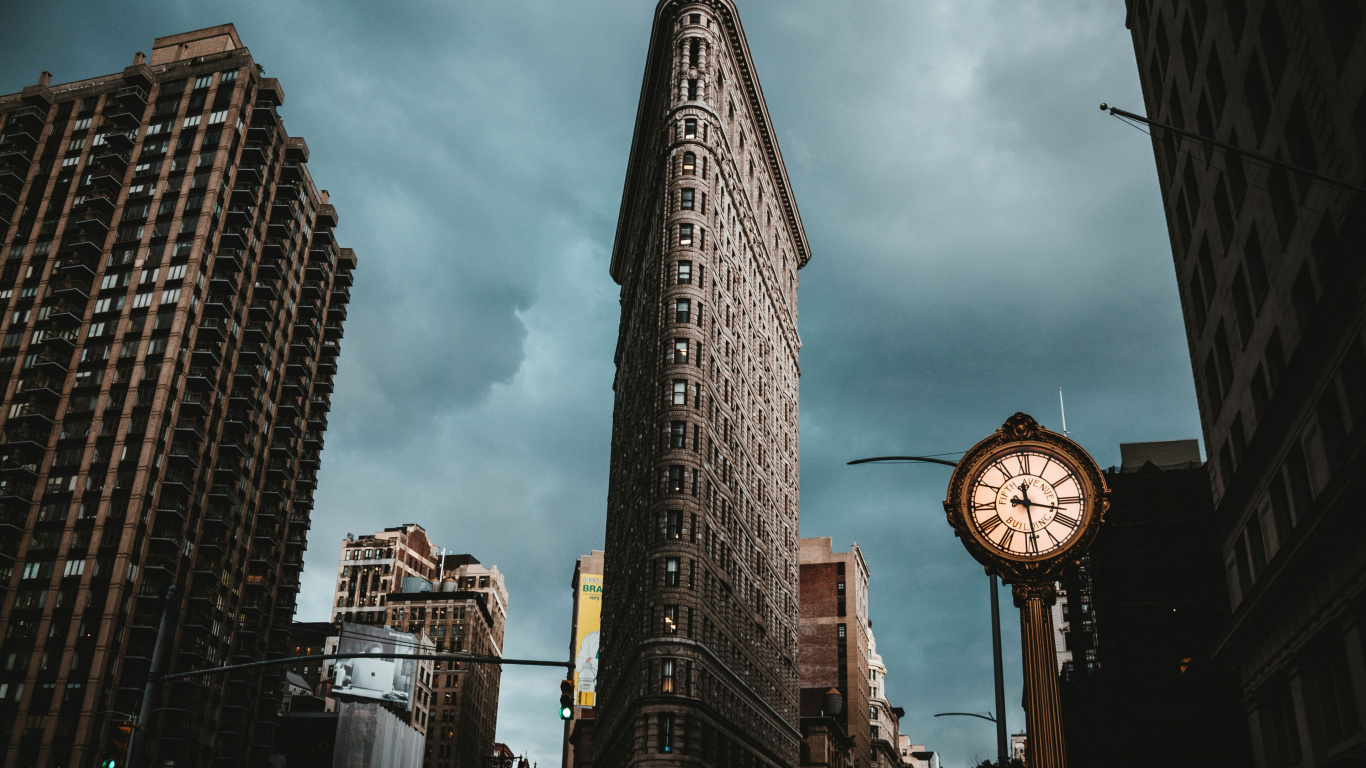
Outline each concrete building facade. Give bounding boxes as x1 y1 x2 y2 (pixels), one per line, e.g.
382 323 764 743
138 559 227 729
0 24 353 767
1125 1 1366 764
595 2 810 768
798 538 871 768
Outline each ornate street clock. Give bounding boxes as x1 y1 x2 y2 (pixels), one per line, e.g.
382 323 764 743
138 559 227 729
943 412 1109 768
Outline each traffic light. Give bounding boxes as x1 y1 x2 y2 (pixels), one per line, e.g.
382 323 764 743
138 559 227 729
559 678 574 719
99 761 119 768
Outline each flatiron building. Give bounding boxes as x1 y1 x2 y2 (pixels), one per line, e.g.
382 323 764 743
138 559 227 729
0 24 353 767
596 3 810 768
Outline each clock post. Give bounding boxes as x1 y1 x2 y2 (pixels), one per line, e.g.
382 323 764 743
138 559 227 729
943 413 1109 768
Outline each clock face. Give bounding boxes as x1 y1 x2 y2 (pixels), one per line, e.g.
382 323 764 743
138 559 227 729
968 448 1087 558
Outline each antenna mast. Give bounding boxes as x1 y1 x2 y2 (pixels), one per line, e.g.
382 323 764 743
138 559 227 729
1058 387 1070 438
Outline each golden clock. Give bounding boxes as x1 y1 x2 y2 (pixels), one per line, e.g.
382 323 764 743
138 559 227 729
944 412 1109 583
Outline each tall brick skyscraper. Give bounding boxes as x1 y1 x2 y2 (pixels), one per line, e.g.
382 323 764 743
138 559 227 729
0 25 352 767
1125 1 1365 764
596 3 809 768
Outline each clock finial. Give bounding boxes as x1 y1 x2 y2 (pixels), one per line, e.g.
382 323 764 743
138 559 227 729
1001 412 1041 441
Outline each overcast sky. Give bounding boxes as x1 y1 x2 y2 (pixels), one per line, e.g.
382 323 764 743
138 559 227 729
1 1 1202 764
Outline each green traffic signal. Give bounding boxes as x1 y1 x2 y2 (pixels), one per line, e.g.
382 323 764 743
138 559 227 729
559 678 574 719
101 761 119 768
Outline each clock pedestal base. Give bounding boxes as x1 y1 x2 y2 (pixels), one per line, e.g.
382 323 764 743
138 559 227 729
1014 582 1067 768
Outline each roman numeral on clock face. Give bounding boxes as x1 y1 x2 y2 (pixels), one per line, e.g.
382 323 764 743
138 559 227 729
980 515 1003 535
1016 454 1031 475
998 529 1015 551
1058 496 1082 505
1055 512 1080 528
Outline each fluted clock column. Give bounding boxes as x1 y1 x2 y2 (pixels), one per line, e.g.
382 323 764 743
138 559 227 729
1014 582 1066 768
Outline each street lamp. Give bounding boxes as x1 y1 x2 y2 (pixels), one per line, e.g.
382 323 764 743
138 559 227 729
848 455 1009 766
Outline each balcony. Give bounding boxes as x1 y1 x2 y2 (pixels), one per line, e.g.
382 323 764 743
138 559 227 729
179 391 214 417
310 229 334 247
31 350 70 375
0 507 29 532
300 281 322 302
86 166 123 192
102 105 142 129
261 237 289 259
218 227 249 250
115 85 148 108
231 183 259 207
191 345 222 370
0 478 36 505
240 142 266 165
0 146 34 173
255 259 282 283
315 203 338 229
202 294 233 319
14 376 63 400
248 301 274 322
7 401 55 426
326 302 347 323
275 183 300 202
280 162 303 183
234 164 263 186
38 329 77 354
250 282 277 302
0 128 40 151
185 366 218 393
4 105 45 131
76 187 117 215
323 324 343 340
213 250 244 273
102 130 135 152
226 204 254 228
93 148 131 171
196 317 229 344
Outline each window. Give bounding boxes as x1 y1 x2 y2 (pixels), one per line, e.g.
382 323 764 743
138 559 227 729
665 558 680 586
687 79 698 100
672 380 687 405
679 223 694 246
678 261 692 283
183 115 201 128
684 118 696 139
661 659 676 692
663 604 679 633
220 69 239 84
668 466 685 494
667 509 682 539
675 299 691 323
658 713 674 752
674 339 689 364
689 38 701 67
670 422 687 449
681 188 695 210
837 623 846 640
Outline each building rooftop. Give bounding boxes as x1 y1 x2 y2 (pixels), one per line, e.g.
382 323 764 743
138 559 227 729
1118 440 1202 472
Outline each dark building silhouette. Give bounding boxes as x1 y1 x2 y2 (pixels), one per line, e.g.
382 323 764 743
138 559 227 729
1125 1 1366 763
0 24 352 767
595 2 810 768
1056 441 1251 766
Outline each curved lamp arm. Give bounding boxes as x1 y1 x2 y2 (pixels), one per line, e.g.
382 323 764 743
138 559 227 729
847 455 959 468
934 711 997 723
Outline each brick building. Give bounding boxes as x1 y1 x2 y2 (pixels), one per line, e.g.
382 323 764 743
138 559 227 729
798 538 871 768
331 524 440 625
594 2 810 768
0 24 352 767
1124 1 1366 763
384 554 507 768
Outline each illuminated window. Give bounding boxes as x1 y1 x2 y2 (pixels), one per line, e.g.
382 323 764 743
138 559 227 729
661 659 675 692
682 153 696 175
679 224 693 246
674 339 689 364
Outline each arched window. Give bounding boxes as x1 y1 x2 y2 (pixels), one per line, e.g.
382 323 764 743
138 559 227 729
682 152 696 174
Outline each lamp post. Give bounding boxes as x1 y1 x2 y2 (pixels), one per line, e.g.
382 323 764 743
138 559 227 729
848 456 1009 765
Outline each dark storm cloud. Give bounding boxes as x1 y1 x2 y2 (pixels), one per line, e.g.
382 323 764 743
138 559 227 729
1 1 1199 764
